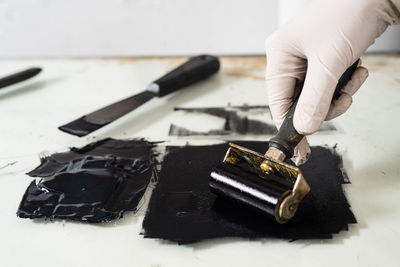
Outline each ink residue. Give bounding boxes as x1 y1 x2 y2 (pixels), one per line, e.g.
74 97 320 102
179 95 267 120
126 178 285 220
17 138 157 223
142 141 356 244
169 106 336 137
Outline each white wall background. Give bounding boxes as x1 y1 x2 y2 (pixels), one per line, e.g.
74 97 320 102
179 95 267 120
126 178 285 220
0 0 398 57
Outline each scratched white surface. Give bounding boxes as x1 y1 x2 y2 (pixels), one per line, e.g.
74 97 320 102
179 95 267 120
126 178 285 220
0 55 399 267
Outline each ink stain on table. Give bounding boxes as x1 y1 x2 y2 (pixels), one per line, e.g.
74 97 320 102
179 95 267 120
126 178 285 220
0 161 17 170
142 141 356 244
169 105 336 137
17 138 157 223
169 105 276 136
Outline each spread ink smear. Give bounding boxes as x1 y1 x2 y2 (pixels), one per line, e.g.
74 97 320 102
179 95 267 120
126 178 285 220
169 105 276 136
17 138 157 223
169 106 336 137
142 141 356 244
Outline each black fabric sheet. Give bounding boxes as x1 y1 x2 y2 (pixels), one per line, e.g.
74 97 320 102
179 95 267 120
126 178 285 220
17 138 157 223
142 141 356 244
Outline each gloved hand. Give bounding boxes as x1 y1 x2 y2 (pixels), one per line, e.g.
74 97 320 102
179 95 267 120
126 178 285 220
265 0 400 165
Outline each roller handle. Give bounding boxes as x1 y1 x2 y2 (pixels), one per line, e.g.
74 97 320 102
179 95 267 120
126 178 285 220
0 67 42 90
147 55 220 97
268 59 360 158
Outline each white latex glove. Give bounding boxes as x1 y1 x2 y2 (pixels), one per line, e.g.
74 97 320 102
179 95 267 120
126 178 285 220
265 0 400 165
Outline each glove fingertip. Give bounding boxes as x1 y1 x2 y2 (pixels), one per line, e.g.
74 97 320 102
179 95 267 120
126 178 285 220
291 137 311 166
293 106 324 135
341 66 369 96
325 93 352 120
356 66 369 81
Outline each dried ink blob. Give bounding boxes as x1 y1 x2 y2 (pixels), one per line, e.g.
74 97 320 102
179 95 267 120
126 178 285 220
169 105 336 137
142 141 356 244
17 138 157 223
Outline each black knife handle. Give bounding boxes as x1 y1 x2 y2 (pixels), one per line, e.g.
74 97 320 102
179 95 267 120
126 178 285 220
147 55 220 97
268 59 359 158
0 67 42 90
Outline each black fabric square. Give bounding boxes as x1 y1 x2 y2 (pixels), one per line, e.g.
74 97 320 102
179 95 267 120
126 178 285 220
142 141 356 244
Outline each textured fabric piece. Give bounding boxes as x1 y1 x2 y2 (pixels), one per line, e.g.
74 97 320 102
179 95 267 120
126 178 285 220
142 141 356 244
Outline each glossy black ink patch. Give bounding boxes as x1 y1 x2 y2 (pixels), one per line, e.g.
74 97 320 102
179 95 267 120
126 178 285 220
17 138 157 223
142 142 356 244
169 106 336 137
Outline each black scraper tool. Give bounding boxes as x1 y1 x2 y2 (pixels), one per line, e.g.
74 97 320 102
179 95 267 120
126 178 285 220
210 59 359 224
59 55 220 137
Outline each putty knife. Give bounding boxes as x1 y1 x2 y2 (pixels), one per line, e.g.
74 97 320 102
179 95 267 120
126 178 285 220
59 55 220 137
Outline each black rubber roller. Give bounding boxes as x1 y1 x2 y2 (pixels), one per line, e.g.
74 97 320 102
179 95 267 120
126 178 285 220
210 162 291 219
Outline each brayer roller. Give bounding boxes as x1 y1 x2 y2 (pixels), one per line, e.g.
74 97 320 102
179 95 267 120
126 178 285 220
210 59 360 223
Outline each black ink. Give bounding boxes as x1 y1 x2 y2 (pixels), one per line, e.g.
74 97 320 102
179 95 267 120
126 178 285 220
169 106 336 137
17 138 157 223
170 105 276 136
142 142 356 244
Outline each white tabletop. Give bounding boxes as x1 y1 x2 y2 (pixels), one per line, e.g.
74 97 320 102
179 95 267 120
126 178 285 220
0 55 399 267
